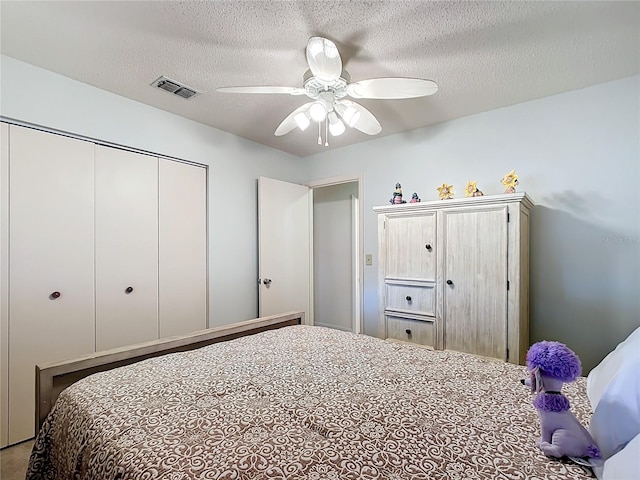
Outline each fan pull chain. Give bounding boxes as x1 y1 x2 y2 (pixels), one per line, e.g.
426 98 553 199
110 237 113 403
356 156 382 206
324 119 329 146
317 121 322 145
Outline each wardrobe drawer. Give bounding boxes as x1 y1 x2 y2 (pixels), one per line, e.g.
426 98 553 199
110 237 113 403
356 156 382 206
386 316 435 347
385 282 435 316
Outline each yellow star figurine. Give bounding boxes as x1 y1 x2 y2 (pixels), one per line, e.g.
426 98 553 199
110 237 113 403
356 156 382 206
437 183 454 200
465 181 480 197
501 169 519 193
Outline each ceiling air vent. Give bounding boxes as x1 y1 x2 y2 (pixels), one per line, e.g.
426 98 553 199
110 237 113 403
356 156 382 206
151 76 198 99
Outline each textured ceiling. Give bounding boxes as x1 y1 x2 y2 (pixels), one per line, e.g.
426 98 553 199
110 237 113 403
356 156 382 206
1 1 639 157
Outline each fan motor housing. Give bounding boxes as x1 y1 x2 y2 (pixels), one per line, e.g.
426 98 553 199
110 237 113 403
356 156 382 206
302 69 350 99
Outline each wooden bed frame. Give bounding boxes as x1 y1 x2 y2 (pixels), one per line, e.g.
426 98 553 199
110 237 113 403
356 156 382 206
35 311 304 433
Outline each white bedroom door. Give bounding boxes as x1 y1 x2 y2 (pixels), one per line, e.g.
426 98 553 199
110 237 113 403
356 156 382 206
258 176 310 323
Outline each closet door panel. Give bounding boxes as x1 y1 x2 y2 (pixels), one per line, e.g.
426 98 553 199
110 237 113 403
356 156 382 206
159 160 207 337
95 147 158 351
8 125 95 443
442 207 508 359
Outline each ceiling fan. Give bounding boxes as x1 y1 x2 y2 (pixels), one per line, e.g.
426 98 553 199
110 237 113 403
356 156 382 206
217 37 438 146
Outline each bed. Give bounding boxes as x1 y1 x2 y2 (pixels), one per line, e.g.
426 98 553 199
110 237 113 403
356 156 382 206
27 312 635 480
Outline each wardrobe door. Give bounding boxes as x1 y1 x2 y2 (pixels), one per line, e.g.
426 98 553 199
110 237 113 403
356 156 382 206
8 125 95 443
442 206 508 359
158 159 207 337
95 146 158 351
385 213 436 279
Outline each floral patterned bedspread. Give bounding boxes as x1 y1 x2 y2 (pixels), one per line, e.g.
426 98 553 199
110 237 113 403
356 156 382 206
27 325 594 479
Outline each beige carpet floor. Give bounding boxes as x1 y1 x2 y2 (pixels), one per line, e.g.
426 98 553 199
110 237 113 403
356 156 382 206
1 439 33 480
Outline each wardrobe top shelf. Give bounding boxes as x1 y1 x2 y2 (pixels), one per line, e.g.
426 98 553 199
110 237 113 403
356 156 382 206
373 192 534 214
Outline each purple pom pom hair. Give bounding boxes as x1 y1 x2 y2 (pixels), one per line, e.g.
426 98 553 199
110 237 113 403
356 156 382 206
526 341 582 382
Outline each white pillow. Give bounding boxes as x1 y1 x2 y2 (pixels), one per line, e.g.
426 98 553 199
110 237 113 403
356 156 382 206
593 432 640 480
587 326 640 410
587 327 640 460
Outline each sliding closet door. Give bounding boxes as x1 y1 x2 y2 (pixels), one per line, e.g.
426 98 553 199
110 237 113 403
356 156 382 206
95 146 158 351
8 125 95 443
158 159 207 337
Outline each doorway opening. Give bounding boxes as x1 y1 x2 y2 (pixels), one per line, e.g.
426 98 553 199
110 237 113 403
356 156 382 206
309 177 362 334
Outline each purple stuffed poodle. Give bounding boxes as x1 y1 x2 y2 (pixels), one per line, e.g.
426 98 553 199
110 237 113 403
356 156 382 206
525 341 601 461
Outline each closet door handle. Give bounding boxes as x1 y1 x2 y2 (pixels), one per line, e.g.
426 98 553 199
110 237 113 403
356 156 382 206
446 279 453 285
125 286 134 294
405 295 412 301
405 329 412 335
50 291 61 299
425 244 432 251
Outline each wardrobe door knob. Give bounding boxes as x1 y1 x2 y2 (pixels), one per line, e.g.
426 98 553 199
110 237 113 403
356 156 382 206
406 296 412 301
50 291 61 299
425 244 432 251
125 286 134 294
446 279 453 285
405 329 412 335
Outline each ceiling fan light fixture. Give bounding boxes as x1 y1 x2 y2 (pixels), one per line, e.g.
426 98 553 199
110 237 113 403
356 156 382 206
294 111 310 131
328 112 345 136
309 101 327 122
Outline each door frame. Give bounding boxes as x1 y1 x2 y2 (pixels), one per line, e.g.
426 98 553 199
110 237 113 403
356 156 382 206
306 175 364 334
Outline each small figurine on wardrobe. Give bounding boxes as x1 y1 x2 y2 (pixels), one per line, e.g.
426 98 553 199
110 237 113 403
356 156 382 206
465 181 484 197
389 183 406 204
501 170 519 193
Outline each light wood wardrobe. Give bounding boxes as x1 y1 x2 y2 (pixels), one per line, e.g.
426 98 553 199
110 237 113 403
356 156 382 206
0 123 207 446
374 193 533 365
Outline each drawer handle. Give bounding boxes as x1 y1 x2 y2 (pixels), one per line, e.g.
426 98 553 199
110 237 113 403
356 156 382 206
50 291 61 299
446 279 453 285
405 295 412 302
405 329 412 335
425 244 432 251
125 286 134 294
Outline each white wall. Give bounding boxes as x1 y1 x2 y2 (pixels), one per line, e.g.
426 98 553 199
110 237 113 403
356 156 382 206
3 53 638 372
0 55 307 325
304 75 640 372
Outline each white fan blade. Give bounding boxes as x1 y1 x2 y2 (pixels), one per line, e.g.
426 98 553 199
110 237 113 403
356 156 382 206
335 100 381 135
274 102 314 136
217 86 306 95
306 37 342 84
347 78 438 99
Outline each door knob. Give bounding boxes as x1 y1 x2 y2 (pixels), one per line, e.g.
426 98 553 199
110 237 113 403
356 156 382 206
446 279 453 285
50 291 61 299
125 286 134 294
263 278 272 285
405 329 412 335
425 244 432 251
406 295 412 301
